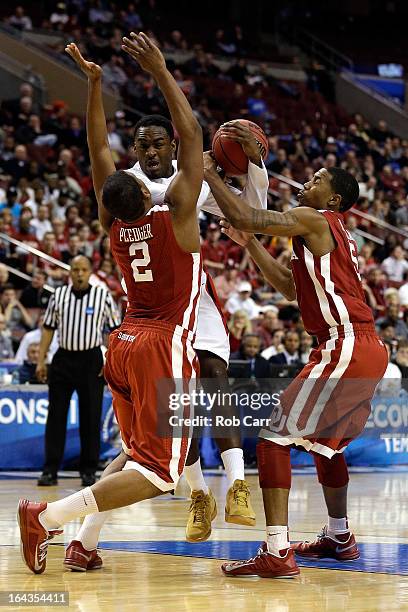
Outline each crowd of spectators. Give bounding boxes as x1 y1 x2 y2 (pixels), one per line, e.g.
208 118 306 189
1 2 408 390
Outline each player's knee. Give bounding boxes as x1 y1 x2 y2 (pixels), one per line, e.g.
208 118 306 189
314 452 349 488
199 353 228 380
256 439 292 489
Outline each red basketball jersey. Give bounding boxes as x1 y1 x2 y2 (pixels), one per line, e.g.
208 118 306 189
109 204 202 335
291 210 373 336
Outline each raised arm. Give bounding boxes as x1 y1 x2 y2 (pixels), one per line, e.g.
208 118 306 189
122 33 202 249
65 43 115 232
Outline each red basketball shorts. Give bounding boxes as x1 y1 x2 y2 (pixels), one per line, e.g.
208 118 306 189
104 319 199 492
259 324 388 458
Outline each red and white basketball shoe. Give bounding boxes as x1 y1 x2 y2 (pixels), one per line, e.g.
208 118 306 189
291 526 360 560
64 540 103 571
221 542 300 578
17 499 63 574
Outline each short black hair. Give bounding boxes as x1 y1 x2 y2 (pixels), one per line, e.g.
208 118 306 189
33 269 47 279
102 171 145 222
379 321 394 331
133 114 174 141
328 167 360 212
1 283 15 294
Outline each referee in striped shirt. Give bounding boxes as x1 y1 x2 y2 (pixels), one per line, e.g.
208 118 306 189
36 255 120 487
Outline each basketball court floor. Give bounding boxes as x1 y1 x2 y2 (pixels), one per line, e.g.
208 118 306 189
1 470 407 611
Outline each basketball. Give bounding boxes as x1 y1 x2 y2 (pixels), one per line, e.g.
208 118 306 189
212 119 269 176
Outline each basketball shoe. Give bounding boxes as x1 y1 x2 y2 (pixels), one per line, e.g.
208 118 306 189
225 479 256 526
222 542 300 578
64 540 103 571
17 499 63 574
291 525 360 560
186 489 217 542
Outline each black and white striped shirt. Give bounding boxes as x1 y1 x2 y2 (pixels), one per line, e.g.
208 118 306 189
43 284 120 351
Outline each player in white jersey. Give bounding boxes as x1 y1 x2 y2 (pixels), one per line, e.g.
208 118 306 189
61 47 269 564
126 116 268 366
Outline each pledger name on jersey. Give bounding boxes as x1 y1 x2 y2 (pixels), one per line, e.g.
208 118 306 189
119 224 153 243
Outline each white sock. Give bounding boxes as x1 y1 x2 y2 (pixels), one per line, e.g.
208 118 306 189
40 488 99 531
327 516 349 537
75 511 111 551
183 459 209 495
220 448 245 486
266 525 289 555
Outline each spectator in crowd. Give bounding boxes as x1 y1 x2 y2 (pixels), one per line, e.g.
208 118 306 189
0 313 14 360
255 307 281 349
398 271 408 306
393 339 408 391
61 234 82 265
88 0 113 24
30 204 52 241
107 119 125 157
0 265 10 292
213 28 237 56
14 314 58 365
345 215 364 252
376 303 408 340
201 222 227 277
0 186 22 220
213 258 240 303
381 246 408 283
299 330 313 364
376 341 402 397
246 88 273 122
77 225 94 259
366 267 388 314
95 259 124 301
102 55 127 93
4 145 30 181
269 331 302 366
0 285 33 345
261 328 285 360
378 321 397 347
49 3 69 30
121 3 143 31
268 148 289 174
8 6 32 31
358 177 377 202
18 342 40 383
225 280 259 320
227 309 252 353
230 333 270 379
20 270 51 309
26 232 65 285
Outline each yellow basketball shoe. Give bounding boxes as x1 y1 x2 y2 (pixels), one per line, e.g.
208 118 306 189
225 479 256 526
186 489 217 543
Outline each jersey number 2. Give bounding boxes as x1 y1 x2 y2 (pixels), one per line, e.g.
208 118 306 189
129 241 153 282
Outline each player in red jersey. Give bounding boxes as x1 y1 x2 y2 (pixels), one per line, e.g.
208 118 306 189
203 158 388 578
55 50 263 560
17 33 204 575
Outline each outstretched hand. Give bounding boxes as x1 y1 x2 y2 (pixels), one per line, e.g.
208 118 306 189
65 43 102 81
219 219 254 247
122 32 166 76
220 120 262 166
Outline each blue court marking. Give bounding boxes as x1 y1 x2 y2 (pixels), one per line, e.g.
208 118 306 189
98 540 408 576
